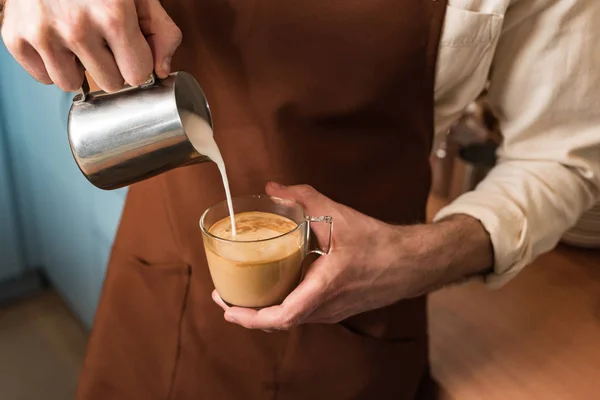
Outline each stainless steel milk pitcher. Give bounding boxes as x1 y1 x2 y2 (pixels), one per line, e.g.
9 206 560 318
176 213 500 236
68 71 213 190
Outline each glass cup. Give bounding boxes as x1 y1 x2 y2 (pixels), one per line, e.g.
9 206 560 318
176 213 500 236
200 195 333 309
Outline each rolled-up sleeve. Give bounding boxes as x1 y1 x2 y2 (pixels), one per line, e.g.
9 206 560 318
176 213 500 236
434 0 600 286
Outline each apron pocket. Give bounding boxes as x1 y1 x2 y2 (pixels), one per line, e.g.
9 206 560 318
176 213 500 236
77 253 191 400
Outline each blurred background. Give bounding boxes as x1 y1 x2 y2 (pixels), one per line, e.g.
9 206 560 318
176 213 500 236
1 40 600 400
0 40 126 399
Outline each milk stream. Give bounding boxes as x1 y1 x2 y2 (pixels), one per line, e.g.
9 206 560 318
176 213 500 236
180 110 237 236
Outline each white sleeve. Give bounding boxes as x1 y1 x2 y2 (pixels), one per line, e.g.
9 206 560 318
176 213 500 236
434 0 600 286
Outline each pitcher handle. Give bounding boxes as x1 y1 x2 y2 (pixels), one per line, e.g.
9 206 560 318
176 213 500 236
74 72 157 104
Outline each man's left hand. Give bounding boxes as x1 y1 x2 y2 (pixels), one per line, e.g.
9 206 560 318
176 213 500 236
212 182 492 331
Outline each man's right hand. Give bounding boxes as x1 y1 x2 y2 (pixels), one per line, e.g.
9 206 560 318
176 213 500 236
0 0 182 93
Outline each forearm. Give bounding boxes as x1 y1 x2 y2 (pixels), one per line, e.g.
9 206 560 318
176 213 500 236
395 215 493 296
430 214 494 279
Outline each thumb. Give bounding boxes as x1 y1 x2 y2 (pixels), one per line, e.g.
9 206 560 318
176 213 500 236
266 182 325 211
136 0 183 78
266 183 335 250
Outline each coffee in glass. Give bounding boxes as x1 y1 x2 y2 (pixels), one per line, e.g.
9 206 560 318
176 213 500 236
200 195 332 309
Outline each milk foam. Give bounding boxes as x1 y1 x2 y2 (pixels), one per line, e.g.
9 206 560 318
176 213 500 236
209 212 302 263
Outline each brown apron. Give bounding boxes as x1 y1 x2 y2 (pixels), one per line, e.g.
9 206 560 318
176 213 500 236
76 1 448 399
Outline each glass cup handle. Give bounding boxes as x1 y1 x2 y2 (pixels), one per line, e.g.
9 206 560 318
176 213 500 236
306 216 334 256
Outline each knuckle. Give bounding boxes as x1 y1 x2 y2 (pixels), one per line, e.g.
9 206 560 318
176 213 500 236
170 24 183 45
2 23 25 51
62 19 88 47
63 28 86 47
279 315 299 331
0 25 13 44
159 14 182 43
27 25 52 49
98 7 126 35
296 184 316 198
2 31 25 54
60 10 89 43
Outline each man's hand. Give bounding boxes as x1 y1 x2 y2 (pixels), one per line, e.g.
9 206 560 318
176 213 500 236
1 0 181 92
213 182 494 331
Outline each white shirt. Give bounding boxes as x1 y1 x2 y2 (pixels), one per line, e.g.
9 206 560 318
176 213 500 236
434 0 600 286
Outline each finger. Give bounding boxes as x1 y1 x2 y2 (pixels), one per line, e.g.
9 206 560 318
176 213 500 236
98 2 154 86
212 290 230 311
137 0 183 78
225 259 329 330
3 37 52 84
74 40 124 93
38 45 84 92
266 182 318 206
266 182 336 216
29 15 86 91
56 8 124 92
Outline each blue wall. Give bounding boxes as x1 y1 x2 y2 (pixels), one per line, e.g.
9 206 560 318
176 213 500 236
0 117 25 281
0 42 127 327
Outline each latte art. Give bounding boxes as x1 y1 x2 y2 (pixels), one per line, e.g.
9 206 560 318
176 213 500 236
211 211 298 241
